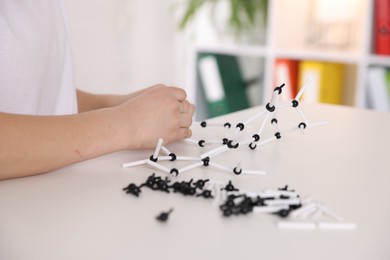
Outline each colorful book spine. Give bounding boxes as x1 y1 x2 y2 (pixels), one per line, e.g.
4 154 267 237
197 53 250 118
273 59 299 101
298 61 344 105
374 0 390 55
366 66 390 111
198 55 230 117
386 69 390 100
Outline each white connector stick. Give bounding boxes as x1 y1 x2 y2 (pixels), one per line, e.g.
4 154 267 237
183 138 199 144
122 159 147 168
158 155 199 162
258 136 277 146
281 125 299 136
240 138 253 146
264 198 301 206
268 90 279 108
204 140 225 145
309 120 328 127
256 112 271 135
235 161 241 172
295 107 309 125
208 162 232 173
160 146 171 155
156 156 172 161
200 145 229 159
146 160 170 174
253 205 289 214
295 78 311 101
318 222 356 230
178 161 203 174
242 169 266 176
152 138 164 160
278 221 316 230
176 156 202 161
261 189 299 198
244 109 267 125
246 191 288 199
276 102 293 109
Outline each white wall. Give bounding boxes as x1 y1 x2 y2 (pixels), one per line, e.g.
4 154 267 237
65 0 183 95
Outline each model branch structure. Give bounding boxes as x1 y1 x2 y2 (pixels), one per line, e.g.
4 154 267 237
122 82 356 230
122 82 327 177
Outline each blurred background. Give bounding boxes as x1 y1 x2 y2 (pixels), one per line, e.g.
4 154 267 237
65 0 180 94
65 0 390 119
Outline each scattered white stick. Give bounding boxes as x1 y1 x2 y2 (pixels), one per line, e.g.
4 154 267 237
253 205 289 214
264 198 301 206
242 170 267 176
122 159 147 168
318 222 356 230
278 221 316 230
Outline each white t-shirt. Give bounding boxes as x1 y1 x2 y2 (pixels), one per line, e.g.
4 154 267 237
0 0 78 115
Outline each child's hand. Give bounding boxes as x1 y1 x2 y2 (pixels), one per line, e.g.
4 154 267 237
117 84 195 149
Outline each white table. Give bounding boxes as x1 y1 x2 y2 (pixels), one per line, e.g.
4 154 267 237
1 103 390 260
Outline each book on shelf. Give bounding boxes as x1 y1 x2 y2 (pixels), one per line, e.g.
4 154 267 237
386 69 390 99
366 66 390 111
298 61 344 105
197 53 250 118
374 0 390 55
273 59 299 101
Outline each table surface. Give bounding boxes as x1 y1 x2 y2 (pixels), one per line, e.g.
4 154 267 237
1 103 390 260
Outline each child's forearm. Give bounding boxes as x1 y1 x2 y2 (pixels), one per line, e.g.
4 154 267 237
0 85 194 180
76 89 125 112
76 86 158 112
0 108 126 180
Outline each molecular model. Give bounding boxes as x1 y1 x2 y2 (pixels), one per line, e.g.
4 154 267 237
122 81 326 177
121 80 356 230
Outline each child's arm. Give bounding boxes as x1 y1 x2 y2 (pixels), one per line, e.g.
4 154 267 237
76 85 161 112
0 85 195 180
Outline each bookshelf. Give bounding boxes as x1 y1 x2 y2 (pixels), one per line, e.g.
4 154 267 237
185 0 390 119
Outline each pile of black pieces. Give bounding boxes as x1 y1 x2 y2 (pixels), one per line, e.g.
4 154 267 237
220 194 262 217
122 173 214 199
123 174 301 218
219 192 301 218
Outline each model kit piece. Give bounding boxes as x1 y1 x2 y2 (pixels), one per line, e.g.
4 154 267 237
122 82 326 177
156 208 174 222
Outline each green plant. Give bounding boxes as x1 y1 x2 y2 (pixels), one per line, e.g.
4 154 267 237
178 0 268 36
